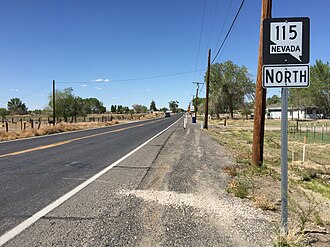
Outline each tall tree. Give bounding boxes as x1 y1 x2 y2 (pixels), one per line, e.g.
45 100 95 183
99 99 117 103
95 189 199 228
150 100 157 111
117 105 123 113
169 100 179 113
7 98 28 115
289 60 330 117
110 105 116 113
207 61 254 118
83 98 106 114
49 88 107 120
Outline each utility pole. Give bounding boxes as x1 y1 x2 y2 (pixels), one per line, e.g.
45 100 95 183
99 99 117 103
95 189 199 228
204 49 211 129
252 0 272 166
52 80 56 126
192 82 203 119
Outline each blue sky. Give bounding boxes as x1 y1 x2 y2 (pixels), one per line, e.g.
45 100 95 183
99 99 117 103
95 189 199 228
0 0 329 111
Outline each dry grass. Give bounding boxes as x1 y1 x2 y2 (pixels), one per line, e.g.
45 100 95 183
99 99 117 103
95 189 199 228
223 164 241 177
0 113 163 142
207 119 330 246
273 226 306 247
253 195 276 211
0 121 119 141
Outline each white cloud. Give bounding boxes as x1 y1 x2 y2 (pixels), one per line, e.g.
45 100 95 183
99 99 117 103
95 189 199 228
81 84 88 87
95 86 103 90
10 89 19 92
92 78 110 82
112 96 117 99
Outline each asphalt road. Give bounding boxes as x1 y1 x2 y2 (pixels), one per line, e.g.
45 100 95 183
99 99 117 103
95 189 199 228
2 114 275 247
0 114 183 237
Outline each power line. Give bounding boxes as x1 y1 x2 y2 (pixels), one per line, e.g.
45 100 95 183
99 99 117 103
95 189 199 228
214 0 234 53
57 69 206 84
19 83 50 99
194 0 207 80
196 0 220 82
212 0 246 64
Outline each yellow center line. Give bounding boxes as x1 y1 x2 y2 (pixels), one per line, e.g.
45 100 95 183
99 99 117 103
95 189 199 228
0 119 164 158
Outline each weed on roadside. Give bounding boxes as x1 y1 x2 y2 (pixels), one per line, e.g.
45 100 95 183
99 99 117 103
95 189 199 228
290 190 323 232
227 176 253 198
253 195 276 211
273 228 306 247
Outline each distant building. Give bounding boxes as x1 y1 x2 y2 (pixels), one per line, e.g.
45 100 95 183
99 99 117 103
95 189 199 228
266 105 323 119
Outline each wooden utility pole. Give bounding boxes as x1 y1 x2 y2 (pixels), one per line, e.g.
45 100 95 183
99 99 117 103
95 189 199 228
195 85 199 119
193 82 203 119
204 49 211 129
52 80 56 126
252 0 272 166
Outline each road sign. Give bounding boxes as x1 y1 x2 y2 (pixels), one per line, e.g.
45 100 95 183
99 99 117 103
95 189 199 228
263 17 310 64
263 64 309 88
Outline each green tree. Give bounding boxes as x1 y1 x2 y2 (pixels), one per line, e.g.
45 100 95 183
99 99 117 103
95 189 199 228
150 100 157 111
289 60 330 117
132 104 148 113
160 107 168 112
266 95 281 106
192 97 205 114
0 108 8 118
110 105 117 113
31 109 49 115
7 98 28 115
121 106 129 113
207 61 254 118
117 105 123 113
49 88 81 121
83 98 106 114
169 100 179 113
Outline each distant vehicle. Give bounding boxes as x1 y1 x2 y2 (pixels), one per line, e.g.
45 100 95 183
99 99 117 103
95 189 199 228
165 111 171 117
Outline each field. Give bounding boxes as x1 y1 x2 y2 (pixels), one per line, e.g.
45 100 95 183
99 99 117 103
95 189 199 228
0 113 163 141
207 118 330 246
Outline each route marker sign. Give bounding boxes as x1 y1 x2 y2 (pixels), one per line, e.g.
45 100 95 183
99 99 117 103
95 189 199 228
263 64 309 88
262 17 310 235
263 17 310 65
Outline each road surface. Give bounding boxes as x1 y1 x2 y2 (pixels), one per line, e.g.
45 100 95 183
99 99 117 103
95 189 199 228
0 114 182 238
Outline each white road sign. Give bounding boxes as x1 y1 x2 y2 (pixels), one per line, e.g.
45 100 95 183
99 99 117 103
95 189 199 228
270 21 303 62
262 65 309 88
263 17 310 64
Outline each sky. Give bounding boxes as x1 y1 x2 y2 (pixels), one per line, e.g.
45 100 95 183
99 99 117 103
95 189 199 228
0 0 329 111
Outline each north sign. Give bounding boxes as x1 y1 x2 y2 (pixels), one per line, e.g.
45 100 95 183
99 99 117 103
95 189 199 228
262 65 309 88
263 17 310 64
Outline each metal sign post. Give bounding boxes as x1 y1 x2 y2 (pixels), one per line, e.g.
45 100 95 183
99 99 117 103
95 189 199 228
281 88 289 234
263 17 310 235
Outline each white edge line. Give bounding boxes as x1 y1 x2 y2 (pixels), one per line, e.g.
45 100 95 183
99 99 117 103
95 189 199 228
0 116 183 246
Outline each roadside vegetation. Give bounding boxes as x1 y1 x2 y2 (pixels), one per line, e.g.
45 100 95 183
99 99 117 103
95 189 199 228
208 118 330 246
0 85 186 142
0 113 165 141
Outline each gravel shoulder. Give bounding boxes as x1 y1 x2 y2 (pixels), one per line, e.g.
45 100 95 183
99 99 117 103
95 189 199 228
4 115 276 246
